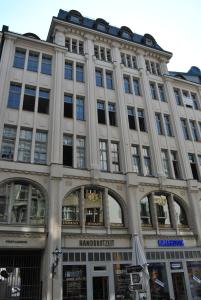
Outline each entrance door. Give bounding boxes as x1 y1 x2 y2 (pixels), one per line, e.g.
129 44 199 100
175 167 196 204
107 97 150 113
172 272 187 300
93 276 108 300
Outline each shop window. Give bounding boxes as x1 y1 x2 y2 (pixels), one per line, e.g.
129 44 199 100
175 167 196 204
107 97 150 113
0 181 45 224
187 261 201 299
113 264 130 299
64 94 73 118
149 263 170 299
63 135 73 167
38 89 49 114
23 86 36 112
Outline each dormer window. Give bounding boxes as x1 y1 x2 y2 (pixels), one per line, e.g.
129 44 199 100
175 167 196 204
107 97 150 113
143 34 156 47
122 31 131 39
68 10 83 24
94 18 109 33
119 26 133 40
97 23 106 32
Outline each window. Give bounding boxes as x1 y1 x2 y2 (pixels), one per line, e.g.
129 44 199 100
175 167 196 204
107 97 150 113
65 38 84 55
111 142 120 172
100 47 105 60
34 131 47 164
97 23 107 32
155 113 163 135
121 31 131 39
64 94 73 118
99 140 108 171
191 93 199 110
123 76 132 93
138 109 146 132
145 60 151 72
174 200 188 227
164 114 173 136
132 56 137 69
79 41 84 55
76 63 84 82
38 89 49 114
0 181 45 224
94 45 112 62
133 78 141 96
188 153 199 180
106 71 113 89
108 103 116 126
94 45 99 59
171 151 181 179
150 82 158 100
131 145 141 174
161 149 171 177
65 38 70 51
76 96 84 121
181 119 190 140
108 194 123 225
155 194 171 226
145 60 161 76
13 48 26 69
106 49 112 62
23 86 36 112
95 68 103 87
174 88 182 105
18 128 32 162
63 135 73 167
72 39 77 53
7 83 22 109
127 107 136 130
85 188 104 225
76 137 85 169
158 84 166 102
97 101 106 124
190 120 199 141
27 51 39 72
150 62 156 75
140 196 151 225
63 191 80 225
1 126 16 160
126 55 132 68
65 61 73 80
143 146 152 176
41 54 52 75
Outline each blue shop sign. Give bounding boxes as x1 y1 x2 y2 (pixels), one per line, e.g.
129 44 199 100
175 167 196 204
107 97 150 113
158 240 184 247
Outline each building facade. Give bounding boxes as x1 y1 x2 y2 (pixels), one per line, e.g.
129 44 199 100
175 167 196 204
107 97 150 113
0 9 201 300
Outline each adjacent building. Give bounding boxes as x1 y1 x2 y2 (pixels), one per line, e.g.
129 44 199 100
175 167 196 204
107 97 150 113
0 8 201 300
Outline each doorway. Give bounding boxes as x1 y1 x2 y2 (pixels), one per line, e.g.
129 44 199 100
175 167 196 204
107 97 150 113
172 272 187 300
93 276 108 300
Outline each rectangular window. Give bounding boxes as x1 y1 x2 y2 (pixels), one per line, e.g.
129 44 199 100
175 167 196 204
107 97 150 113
126 55 132 68
138 109 146 132
1 125 16 160
183 90 193 108
7 83 22 109
76 96 84 121
79 41 84 55
27 51 39 72
150 82 158 100
106 71 113 89
38 89 49 114
41 54 52 75
190 120 199 141
132 56 137 69
150 62 156 75
95 68 103 87
108 103 116 126
191 93 199 110
123 76 132 93
133 78 141 96
188 153 199 180
18 128 32 162
181 119 190 140
161 149 171 177
99 140 108 171
65 61 73 80
97 101 106 124
171 151 181 179
100 47 105 60
63 135 73 167
111 142 120 172
121 53 126 66
65 38 70 51
94 45 99 59
131 145 141 174
72 39 77 53
106 49 112 62
143 146 152 176
156 63 161 75
158 84 166 102
164 114 173 136
34 130 47 164
76 137 85 169
174 88 182 105
155 113 163 135
13 48 26 69
127 107 136 130
145 60 151 72
23 86 36 112
64 94 73 118
76 63 84 82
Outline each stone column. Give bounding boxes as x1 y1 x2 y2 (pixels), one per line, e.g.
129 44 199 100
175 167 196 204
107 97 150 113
111 43 133 173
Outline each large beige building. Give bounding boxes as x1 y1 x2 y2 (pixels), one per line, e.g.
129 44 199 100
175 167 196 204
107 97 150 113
0 9 201 300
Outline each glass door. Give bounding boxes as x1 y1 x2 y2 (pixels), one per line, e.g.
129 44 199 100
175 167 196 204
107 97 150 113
93 276 108 300
172 272 187 300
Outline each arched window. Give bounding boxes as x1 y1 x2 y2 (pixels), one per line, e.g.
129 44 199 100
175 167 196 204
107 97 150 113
68 10 83 24
0 180 45 225
143 34 156 47
62 186 124 227
94 18 109 32
119 26 133 40
140 192 188 229
108 193 123 226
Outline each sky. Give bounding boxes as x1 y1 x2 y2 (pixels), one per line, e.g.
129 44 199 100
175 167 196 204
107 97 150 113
0 0 200 72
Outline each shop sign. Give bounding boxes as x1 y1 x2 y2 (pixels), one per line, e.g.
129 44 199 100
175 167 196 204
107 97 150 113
158 239 184 247
129 284 143 291
79 239 114 247
170 262 182 270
